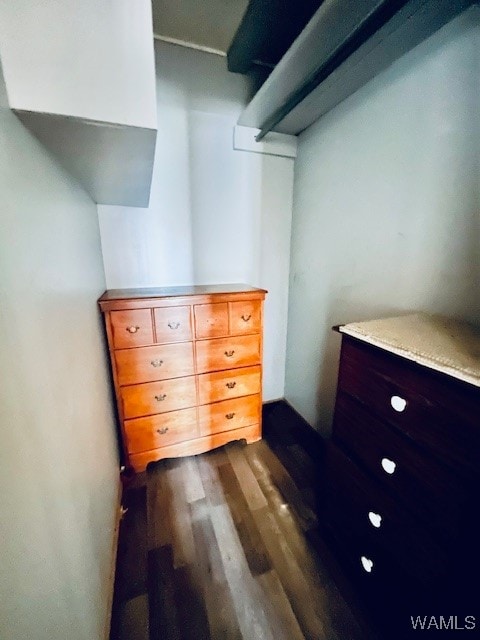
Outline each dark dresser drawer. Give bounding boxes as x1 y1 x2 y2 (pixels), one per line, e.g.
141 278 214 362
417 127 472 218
333 390 467 543
320 516 429 640
323 314 480 629
338 336 480 479
323 443 449 587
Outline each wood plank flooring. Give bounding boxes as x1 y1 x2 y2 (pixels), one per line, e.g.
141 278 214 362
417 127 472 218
111 419 377 640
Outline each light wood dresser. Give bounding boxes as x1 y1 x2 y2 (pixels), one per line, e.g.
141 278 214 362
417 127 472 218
98 284 267 472
322 314 480 636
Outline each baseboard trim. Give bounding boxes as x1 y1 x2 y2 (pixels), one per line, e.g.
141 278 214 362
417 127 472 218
262 398 324 458
262 397 285 405
104 476 123 640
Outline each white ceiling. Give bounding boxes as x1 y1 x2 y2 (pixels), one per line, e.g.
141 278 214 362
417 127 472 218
151 0 249 54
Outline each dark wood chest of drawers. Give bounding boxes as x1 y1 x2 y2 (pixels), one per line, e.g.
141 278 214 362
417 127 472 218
98 284 266 472
322 315 480 636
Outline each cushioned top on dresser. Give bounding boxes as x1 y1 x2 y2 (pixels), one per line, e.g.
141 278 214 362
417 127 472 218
324 313 480 633
337 314 480 479
339 313 480 387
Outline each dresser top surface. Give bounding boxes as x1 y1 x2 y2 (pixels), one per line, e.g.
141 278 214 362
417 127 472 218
98 283 267 302
340 313 480 388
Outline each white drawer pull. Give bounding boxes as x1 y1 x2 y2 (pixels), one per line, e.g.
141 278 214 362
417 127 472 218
368 511 382 528
390 395 407 412
381 457 396 474
360 556 374 573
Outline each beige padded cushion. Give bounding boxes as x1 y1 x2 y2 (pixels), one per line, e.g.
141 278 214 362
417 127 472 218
339 313 480 388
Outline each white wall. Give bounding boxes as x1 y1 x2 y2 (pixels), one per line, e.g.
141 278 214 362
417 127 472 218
285 8 480 434
0 58 119 640
98 41 294 401
0 0 156 128
152 0 249 54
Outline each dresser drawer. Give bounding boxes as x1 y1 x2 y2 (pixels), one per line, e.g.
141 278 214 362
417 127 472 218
324 443 449 587
124 407 198 453
115 342 194 386
198 394 260 436
198 365 261 405
229 300 261 335
154 306 192 343
110 309 153 349
196 335 261 374
339 337 480 478
333 391 466 542
99 285 266 471
323 490 472 629
321 509 420 631
194 303 228 339
121 376 196 419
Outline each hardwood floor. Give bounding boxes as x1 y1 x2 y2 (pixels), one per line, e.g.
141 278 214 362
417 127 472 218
110 403 377 640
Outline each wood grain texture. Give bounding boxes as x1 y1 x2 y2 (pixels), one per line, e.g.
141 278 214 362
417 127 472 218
194 303 229 339
121 376 196 419
147 459 175 551
198 365 261 405
225 441 268 511
256 570 305 640
190 502 243 640
110 309 154 349
99 286 266 471
333 390 465 543
153 305 192 343
195 334 261 374
198 394 261 436
148 546 181 639
216 461 271 576
109 408 380 640
244 440 317 532
98 283 267 307
322 332 480 637
129 424 261 472
124 408 199 454
115 342 194 386
163 462 198 569
228 299 262 335
142 440 372 640
324 443 448 586
339 336 480 478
